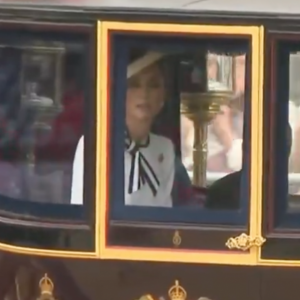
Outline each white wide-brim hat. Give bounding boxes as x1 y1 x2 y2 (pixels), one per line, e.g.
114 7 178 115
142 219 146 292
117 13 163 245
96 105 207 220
127 51 165 79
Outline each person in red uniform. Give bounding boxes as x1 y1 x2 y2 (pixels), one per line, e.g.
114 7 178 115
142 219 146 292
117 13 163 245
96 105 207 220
35 88 83 165
35 54 84 168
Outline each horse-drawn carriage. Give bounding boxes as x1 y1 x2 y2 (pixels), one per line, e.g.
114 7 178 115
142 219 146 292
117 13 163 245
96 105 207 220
0 0 299 300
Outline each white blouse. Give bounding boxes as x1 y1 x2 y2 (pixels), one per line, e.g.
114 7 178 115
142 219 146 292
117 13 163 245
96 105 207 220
125 133 175 207
70 134 175 207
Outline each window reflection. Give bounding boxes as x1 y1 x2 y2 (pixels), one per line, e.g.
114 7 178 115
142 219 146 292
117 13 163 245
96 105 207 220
0 40 85 205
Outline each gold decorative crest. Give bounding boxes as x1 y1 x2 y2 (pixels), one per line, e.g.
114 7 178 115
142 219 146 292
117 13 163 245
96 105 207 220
172 231 182 247
168 280 187 300
136 280 187 300
138 295 155 300
226 233 266 251
37 273 55 300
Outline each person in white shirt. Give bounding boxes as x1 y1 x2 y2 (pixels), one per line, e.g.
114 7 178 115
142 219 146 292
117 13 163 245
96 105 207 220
71 135 84 205
71 51 178 207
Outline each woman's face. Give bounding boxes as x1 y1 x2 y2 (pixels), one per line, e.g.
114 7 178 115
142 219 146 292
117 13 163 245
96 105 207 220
126 64 165 122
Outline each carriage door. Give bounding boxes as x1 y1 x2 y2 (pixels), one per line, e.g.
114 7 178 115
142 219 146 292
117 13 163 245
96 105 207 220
96 20 264 300
258 31 300 299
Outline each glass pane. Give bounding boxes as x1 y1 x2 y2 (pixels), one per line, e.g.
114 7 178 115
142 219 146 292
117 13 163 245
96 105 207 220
110 34 251 224
270 41 300 228
288 52 300 211
0 32 87 219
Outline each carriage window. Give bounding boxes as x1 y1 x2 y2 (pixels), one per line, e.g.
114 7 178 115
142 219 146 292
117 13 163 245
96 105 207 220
0 31 90 222
110 34 251 225
269 40 300 228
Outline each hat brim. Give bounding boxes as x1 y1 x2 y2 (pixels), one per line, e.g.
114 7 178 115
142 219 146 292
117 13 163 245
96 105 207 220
127 51 164 79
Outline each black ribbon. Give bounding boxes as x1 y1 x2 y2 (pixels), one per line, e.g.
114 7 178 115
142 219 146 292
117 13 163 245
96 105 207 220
125 131 160 197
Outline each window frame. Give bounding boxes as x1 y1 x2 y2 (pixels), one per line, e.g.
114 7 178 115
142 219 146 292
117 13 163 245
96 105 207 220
111 34 250 225
98 21 264 264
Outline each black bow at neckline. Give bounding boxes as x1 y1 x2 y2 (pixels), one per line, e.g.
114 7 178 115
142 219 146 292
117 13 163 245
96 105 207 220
125 131 160 197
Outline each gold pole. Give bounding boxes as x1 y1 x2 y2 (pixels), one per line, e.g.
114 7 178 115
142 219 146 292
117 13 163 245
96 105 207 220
193 122 208 186
181 92 232 187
